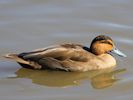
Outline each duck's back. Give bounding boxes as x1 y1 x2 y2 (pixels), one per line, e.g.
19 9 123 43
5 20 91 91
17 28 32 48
18 44 92 61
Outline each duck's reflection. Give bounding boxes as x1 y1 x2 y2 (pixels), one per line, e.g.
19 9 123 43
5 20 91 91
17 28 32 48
15 68 126 89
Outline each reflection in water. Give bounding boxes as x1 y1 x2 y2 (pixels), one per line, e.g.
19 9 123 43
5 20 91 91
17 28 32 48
90 69 125 89
14 68 126 89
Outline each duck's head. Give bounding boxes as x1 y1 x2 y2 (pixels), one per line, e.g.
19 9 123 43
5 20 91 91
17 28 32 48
90 35 126 57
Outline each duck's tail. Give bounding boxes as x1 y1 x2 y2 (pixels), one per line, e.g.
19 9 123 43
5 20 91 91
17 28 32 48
3 54 30 65
4 53 18 59
3 54 42 69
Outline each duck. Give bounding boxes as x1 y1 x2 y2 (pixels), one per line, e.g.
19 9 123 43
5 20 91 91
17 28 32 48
4 35 126 72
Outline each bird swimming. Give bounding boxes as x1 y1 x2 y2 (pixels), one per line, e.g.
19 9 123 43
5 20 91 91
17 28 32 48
4 35 126 72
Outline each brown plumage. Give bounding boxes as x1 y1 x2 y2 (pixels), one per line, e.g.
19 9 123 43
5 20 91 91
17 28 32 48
4 35 126 72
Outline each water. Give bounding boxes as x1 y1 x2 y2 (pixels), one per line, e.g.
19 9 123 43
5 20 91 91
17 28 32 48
0 0 133 100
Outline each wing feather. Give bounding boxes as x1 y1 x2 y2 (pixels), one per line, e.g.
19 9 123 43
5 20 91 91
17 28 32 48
18 44 95 62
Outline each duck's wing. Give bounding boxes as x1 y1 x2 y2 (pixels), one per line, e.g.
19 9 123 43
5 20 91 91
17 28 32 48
6 43 96 71
18 44 92 61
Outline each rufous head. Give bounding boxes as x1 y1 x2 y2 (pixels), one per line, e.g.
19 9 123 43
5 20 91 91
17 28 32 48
90 35 126 57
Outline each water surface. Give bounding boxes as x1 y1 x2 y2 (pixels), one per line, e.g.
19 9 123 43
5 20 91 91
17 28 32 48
0 0 133 100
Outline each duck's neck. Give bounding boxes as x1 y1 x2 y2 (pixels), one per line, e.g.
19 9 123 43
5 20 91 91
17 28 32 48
83 46 90 52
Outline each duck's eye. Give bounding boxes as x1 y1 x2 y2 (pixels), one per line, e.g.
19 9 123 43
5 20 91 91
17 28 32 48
100 41 113 46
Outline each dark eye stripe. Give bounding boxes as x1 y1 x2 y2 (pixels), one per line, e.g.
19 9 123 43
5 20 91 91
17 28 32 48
100 41 113 45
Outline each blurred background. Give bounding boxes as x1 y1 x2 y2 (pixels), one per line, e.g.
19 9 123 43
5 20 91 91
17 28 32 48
0 0 133 100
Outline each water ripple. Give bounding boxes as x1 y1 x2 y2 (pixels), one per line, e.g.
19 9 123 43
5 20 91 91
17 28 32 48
85 21 133 29
114 37 133 45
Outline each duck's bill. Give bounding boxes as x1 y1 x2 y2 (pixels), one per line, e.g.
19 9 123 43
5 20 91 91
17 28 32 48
109 48 127 57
